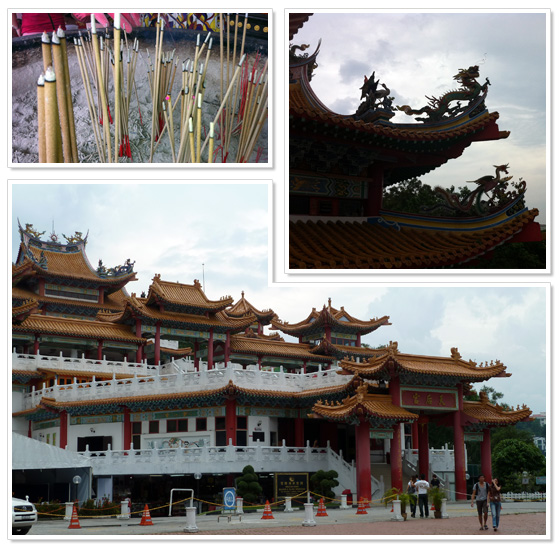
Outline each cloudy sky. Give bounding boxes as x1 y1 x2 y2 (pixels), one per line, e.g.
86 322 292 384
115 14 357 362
11 182 548 415
290 10 548 222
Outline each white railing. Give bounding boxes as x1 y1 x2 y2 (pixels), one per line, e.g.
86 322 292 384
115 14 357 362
18 359 346 411
502 492 546 501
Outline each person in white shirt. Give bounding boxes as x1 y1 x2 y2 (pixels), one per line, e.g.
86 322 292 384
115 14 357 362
414 473 431 518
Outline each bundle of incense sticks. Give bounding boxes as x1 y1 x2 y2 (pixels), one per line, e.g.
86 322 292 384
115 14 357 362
68 12 268 163
36 29 78 163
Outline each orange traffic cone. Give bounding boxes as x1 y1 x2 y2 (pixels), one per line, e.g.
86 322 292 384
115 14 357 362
139 504 153 526
431 503 435 511
261 500 274 520
390 501 394 513
68 504 81 529
356 498 368 515
316 498 328 517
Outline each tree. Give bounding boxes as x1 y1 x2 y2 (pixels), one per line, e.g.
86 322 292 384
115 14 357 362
234 465 263 505
310 469 339 499
492 439 545 491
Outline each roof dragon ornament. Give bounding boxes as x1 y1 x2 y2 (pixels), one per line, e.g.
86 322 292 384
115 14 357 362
397 65 490 122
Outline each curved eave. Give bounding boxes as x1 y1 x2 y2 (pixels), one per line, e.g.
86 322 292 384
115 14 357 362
271 313 390 337
463 400 532 426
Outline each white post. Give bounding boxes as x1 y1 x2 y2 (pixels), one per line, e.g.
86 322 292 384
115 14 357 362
441 498 449 519
392 499 404 521
64 502 74 521
284 496 293 512
340 494 350 509
302 502 316 527
236 497 244 515
184 506 199 533
118 500 130 519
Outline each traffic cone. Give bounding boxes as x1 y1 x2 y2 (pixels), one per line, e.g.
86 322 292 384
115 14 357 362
356 498 368 515
316 498 328 517
68 504 81 529
431 503 435 511
261 500 274 520
139 504 153 526
390 501 394 513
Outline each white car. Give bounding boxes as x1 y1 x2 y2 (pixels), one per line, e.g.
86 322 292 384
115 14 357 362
12 497 38 535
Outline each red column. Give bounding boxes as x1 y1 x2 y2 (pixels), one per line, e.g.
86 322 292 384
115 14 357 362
154 322 161 365
454 386 467 500
194 340 199 369
295 417 305 447
224 331 230 364
418 417 430 478
481 428 492 479
412 422 419 449
355 419 372 503
38 278 45 296
33 335 40 355
135 319 142 363
207 329 214 368
97 340 103 360
325 326 332 342
59 410 68 449
302 361 307 374
356 333 361 347
226 398 236 445
123 407 132 451
390 424 403 491
366 165 384 216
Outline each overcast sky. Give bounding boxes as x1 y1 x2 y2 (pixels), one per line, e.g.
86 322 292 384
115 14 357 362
11 182 548 415
290 10 548 222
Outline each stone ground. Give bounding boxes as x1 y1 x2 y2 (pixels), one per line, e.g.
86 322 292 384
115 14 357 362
17 501 548 539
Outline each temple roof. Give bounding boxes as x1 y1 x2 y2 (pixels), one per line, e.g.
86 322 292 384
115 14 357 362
311 382 418 423
270 298 390 337
145 275 233 314
12 299 40 324
97 293 257 334
15 222 136 291
337 343 510 383
463 392 532 426
289 12 313 41
289 208 539 269
12 314 147 344
230 335 333 362
227 291 276 324
310 339 386 360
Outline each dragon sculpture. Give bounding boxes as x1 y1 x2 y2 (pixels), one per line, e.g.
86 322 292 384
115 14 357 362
397 65 490 122
427 164 526 217
355 70 393 119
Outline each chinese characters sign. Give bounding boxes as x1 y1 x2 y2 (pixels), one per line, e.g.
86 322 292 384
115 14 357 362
275 473 309 501
400 387 458 410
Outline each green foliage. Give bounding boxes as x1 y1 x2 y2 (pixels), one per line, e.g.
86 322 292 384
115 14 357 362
465 241 546 269
428 487 444 511
310 469 339 499
428 422 454 448
492 439 546 490
234 465 263 504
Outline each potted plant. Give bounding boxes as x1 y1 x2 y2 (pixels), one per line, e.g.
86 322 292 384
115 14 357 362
428 486 444 518
382 487 411 520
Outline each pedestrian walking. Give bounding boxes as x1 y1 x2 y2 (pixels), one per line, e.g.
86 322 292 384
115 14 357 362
407 476 417 518
415 474 430 518
471 474 491 530
488 478 502 531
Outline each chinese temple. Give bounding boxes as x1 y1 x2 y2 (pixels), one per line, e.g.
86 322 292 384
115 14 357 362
12 222 532 504
289 14 542 269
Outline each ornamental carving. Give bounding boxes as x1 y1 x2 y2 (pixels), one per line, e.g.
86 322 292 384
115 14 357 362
97 258 135 278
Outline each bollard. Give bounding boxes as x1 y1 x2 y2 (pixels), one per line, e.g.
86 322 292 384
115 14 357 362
340 494 350 510
284 496 294 512
392 499 404 521
302 502 316 527
64 502 74 521
441 498 449 519
236 497 244 515
183 506 199 533
118 500 130 520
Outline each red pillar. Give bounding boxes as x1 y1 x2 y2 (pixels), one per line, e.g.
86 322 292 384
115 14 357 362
154 322 161 365
226 398 236 445
355 419 372 502
366 165 385 216
123 407 132 450
135 319 142 363
225 331 230 364
33 335 40 355
481 428 492 479
97 340 103 360
59 410 68 449
418 417 430 478
412 422 419 449
207 329 214 368
325 326 331 342
454 386 467 500
295 417 305 447
194 340 200 369
390 424 403 492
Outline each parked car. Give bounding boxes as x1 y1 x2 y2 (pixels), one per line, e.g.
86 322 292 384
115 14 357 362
12 497 38 535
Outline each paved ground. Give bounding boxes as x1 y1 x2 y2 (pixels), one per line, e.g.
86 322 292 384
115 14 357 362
17 500 547 538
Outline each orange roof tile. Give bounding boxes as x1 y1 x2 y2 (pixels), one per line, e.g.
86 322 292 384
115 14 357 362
463 393 532 425
230 335 332 361
228 291 276 322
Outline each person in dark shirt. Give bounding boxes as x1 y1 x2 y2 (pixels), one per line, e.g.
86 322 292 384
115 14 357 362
471 474 491 530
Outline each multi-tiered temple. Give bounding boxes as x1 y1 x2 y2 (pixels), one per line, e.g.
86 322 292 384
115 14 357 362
12 222 532 505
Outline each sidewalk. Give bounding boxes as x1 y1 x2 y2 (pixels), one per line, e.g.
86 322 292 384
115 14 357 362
21 500 547 537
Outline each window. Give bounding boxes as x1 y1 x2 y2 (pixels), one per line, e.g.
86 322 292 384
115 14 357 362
167 419 188 432
149 421 159 434
253 431 265 442
215 416 226 446
196 418 207 431
236 416 247 446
